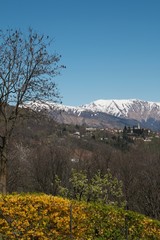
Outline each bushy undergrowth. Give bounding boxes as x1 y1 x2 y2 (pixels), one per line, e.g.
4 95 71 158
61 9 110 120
0 194 159 239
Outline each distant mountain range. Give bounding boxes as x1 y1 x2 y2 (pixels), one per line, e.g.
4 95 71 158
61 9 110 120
24 99 160 131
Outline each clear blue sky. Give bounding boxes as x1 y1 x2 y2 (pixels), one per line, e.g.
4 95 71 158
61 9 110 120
1 0 160 106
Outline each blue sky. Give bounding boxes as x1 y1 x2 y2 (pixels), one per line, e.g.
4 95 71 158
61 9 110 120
1 0 160 106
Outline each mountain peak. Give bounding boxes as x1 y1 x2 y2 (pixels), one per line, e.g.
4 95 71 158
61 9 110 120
80 99 160 118
24 99 160 131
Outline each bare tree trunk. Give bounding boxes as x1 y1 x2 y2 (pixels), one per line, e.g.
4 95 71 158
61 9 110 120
0 153 7 194
69 204 73 239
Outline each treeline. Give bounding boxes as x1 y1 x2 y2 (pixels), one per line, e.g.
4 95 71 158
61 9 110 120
7 113 160 220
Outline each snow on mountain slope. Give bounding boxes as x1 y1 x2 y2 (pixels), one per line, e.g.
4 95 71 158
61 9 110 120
24 99 160 130
25 99 160 119
81 99 135 117
81 99 160 120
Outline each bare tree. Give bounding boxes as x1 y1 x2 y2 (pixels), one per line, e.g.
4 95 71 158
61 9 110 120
0 28 64 193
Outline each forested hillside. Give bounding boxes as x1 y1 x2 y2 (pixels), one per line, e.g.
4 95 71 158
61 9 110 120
6 110 160 221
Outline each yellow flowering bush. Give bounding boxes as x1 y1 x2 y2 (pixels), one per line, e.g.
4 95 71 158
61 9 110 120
0 194 87 239
0 193 159 239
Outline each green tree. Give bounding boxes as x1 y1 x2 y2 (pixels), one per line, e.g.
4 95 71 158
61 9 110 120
87 169 123 206
0 28 64 193
57 169 124 206
69 169 88 201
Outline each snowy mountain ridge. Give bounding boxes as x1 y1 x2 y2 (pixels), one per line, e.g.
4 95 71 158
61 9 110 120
26 99 160 117
81 99 160 119
24 99 160 130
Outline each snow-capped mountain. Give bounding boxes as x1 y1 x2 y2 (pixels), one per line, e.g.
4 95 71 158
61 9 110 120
82 99 160 120
24 99 160 131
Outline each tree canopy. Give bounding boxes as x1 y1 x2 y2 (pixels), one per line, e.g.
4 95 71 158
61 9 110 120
0 28 65 193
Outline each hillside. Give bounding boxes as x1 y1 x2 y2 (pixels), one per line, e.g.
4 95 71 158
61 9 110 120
0 194 160 239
